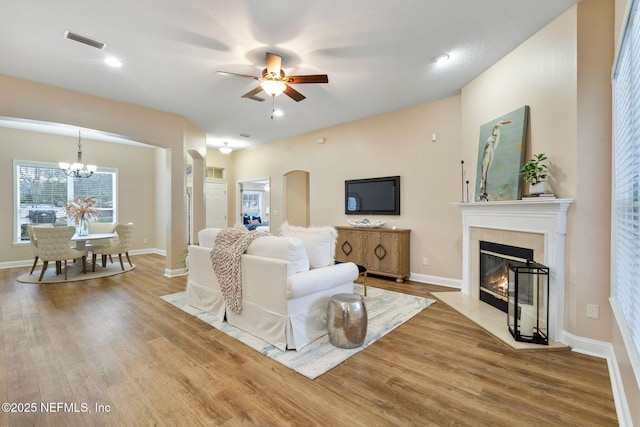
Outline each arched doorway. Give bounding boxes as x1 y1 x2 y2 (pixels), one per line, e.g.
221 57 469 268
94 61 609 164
186 149 205 245
283 170 309 227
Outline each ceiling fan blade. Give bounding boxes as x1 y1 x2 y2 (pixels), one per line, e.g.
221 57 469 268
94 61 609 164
286 74 329 84
283 85 306 102
241 86 265 102
216 71 259 80
265 52 282 78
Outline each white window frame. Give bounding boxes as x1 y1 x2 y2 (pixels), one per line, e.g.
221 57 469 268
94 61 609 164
612 0 640 388
13 160 118 245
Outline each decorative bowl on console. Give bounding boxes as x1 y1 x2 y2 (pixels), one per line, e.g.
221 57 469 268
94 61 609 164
347 218 385 228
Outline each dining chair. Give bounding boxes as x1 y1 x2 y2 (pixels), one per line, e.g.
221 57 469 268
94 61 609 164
91 223 134 272
87 221 116 234
85 221 117 252
26 223 54 274
33 225 88 281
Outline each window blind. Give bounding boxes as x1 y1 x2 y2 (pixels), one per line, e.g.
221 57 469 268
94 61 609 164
613 0 640 372
15 161 117 242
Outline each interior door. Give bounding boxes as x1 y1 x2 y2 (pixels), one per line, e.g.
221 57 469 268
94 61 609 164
206 181 227 228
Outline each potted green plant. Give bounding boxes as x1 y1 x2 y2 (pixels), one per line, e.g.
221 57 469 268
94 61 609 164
520 153 549 195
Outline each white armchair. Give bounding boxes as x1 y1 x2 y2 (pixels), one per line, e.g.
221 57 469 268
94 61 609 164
32 225 87 281
186 228 358 351
186 228 226 320
91 223 134 271
26 223 54 274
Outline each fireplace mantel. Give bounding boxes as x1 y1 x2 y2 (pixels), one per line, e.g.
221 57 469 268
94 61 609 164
458 199 573 342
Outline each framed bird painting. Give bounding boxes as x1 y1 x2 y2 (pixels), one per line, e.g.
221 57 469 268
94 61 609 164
474 105 529 201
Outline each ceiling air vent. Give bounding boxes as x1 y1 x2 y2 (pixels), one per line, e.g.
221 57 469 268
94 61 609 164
63 31 106 50
240 133 251 138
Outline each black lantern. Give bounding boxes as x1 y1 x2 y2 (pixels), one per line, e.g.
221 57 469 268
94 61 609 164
507 259 549 345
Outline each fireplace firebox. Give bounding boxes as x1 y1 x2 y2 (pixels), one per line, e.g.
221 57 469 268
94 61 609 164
479 241 533 313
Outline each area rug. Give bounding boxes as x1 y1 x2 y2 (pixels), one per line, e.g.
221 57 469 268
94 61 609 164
17 262 135 284
161 285 435 379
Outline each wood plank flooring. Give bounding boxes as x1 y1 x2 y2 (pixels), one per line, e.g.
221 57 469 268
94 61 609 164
0 254 617 426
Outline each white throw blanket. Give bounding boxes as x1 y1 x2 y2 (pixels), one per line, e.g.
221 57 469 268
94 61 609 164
210 228 269 314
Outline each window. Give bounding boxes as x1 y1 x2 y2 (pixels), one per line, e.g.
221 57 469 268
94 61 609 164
613 0 640 381
242 191 262 217
14 160 117 243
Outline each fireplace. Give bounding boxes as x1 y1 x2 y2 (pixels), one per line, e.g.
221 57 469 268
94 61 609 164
479 241 533 313
458 199 573 343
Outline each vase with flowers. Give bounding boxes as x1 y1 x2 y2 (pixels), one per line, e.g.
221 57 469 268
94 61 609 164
64 197 101 236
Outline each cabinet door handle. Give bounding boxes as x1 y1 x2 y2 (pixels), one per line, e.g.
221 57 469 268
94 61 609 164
341 241 353 256
374 244 386 260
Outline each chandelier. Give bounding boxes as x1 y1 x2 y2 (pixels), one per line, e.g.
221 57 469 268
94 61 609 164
59 131 97 178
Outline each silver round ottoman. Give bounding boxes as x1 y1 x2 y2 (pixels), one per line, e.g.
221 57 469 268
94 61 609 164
327 293 368 348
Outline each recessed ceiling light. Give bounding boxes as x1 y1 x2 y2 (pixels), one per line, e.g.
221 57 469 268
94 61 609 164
433 53 450 64
273 109 284 117
105 57 122 67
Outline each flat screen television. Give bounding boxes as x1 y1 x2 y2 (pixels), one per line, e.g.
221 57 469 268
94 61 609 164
345 176 400 215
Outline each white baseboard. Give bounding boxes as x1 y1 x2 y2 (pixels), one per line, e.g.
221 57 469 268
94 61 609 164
607 345 633 427
130 248 165 256
0 259 33 269
409 272 461 289
0 248 165 270
558 330 631 427
559 330 610 358
164 268 187 277
2 248 186 278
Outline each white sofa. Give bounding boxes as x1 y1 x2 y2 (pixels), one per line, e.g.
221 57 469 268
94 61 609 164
186 227 358 351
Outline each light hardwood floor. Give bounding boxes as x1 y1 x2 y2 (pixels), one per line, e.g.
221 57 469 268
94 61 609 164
0 254 617 426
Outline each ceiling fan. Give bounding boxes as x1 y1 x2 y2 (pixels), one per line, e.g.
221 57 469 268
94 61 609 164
216 52 328 102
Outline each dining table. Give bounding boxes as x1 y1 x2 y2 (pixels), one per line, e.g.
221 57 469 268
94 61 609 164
71 232 117 250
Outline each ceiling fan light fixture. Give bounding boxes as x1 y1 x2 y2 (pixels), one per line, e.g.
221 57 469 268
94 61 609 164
260 80 286 97
219 142 232 154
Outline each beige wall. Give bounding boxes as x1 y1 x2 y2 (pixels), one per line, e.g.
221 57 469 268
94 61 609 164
226 1 616 343
575 0 613 340
154 148 168 252
0 127 158 263
230 95 463 281
0 76 184 148
223 2 637 414
0 0 633 419
185 120 207 240
0 74 207 274
463 2 615 341
284 170 310 227
461 10 577 198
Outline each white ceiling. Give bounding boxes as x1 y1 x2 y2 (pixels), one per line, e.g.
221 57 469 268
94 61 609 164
0 0 579 151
